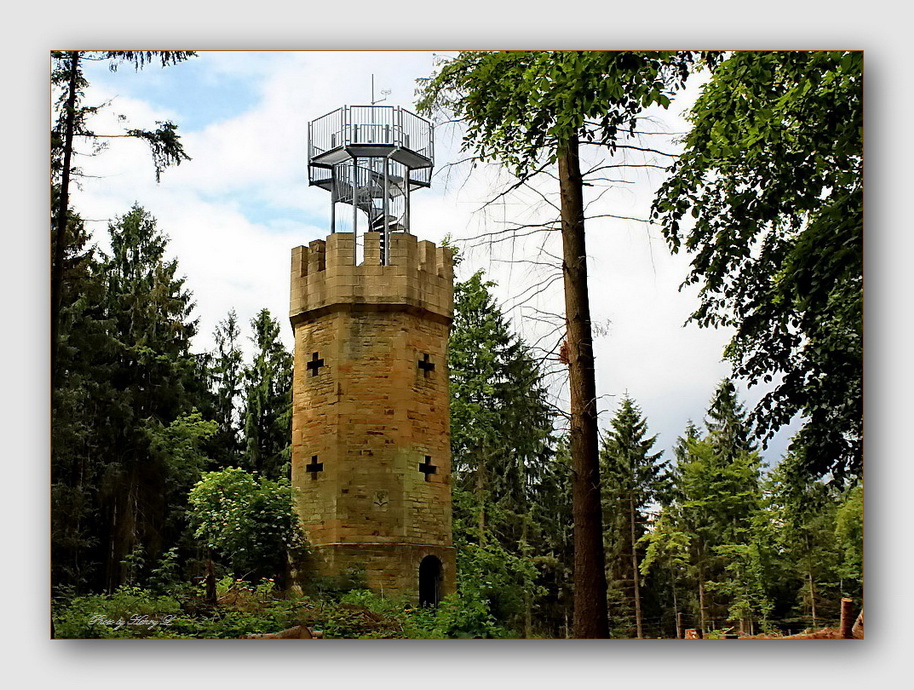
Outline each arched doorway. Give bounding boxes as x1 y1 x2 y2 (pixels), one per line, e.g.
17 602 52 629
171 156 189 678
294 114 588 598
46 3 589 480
418 555 442 607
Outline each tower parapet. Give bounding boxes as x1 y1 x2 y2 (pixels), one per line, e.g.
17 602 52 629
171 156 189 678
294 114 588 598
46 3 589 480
290 231 453 323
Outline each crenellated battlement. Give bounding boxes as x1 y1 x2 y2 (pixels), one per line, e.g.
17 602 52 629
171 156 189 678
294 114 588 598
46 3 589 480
290 232 454 324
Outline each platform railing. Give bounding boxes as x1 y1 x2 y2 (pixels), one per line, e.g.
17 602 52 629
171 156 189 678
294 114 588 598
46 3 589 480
309 105 434 163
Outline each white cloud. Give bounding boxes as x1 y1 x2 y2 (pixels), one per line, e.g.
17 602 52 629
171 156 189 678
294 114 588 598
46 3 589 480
67 51 796 465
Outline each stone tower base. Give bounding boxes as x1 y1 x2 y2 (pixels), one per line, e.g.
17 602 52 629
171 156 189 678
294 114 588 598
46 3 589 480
302 543 456 605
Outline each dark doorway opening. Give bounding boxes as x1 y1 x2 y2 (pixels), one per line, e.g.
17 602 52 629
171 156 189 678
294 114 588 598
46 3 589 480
418 555 442 607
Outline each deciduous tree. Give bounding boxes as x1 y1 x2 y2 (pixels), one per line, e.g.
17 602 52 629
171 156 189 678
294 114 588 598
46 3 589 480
188 468 305 585
652 51 863 481
419 49 713 637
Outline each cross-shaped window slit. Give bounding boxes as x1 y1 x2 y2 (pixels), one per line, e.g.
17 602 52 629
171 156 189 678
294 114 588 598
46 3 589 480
306 455 323 479
418 456 436 481
418 353 435 377
306 352 325 377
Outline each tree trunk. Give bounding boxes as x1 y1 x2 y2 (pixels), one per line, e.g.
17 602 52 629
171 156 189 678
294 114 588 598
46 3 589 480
52 51 80 387
698 576 708 634
476 451 487 546
808 570 817 628
629 494 643 638
205 557 217 607
671 559 681 639
558 134 608 639
522 516 533 639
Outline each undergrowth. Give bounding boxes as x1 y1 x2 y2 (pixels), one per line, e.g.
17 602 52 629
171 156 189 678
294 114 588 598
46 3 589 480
52 580 515 639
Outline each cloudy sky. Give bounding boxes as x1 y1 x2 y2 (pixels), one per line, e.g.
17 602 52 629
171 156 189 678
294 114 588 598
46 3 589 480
66 50 801 465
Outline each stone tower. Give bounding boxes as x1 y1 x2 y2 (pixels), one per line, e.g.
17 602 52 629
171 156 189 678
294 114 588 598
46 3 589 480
289 104 455 604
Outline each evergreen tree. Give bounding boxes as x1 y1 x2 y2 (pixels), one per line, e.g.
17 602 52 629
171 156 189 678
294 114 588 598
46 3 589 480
527 437 574 638
705 379 756 461
448 270 557 636
51 208 112 592
600 395 666 638
98 204 202 589
52 204 208 593
206 309 245 468
242 309 292 480
641 382 764 634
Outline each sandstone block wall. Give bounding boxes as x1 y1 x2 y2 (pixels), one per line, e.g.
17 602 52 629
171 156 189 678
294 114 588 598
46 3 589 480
289 231 455 603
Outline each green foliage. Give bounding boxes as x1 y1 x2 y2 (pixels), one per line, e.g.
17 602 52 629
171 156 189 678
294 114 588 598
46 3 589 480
652 51 863 481
706 542 773 630
147 411 218 493
447 270 559 636
600 395 667 635
640 383 765 634
834 484 863 589
760 448 860 628
147 547 183 595
52 204 209 593
187 468 305 582
418 50 713 178
204 309 245 468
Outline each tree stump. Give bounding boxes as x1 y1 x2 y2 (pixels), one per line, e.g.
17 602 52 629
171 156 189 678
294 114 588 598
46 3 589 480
840 598 855 639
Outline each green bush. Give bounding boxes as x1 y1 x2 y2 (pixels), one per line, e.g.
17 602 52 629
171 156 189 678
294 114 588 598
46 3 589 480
188 468 306 583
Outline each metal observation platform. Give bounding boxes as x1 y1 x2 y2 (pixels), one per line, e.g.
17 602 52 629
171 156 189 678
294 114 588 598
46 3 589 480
308 105 435 265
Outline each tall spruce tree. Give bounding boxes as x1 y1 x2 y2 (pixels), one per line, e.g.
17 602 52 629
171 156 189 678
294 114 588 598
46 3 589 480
206 309 245 468
99 204 201 589
641 381 764 634
51 204 207 592
448 270 557 636
706 379 756 462
242 309 292 480
600 395 666 638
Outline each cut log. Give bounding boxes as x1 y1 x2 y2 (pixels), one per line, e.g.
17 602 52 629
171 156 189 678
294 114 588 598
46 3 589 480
239 625 320 639
852 609 864 639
